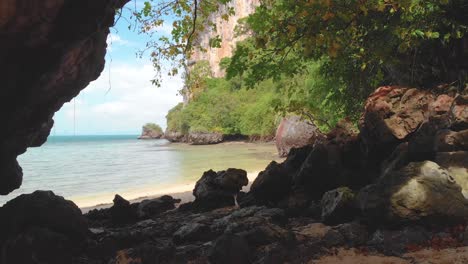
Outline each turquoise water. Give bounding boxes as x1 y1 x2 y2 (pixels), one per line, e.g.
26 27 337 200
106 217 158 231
0 135 280 207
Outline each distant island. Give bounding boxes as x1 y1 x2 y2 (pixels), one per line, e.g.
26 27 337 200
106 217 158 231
137 123 163 139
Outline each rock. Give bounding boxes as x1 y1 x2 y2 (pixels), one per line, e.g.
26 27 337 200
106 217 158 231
138 123 163 139
109 240 175 264
367 226 430 255
357 161 468 225
173 223 211 244
164 130 187 142
321 187 357 225
293 223 331 242
0 0 128 195
137 195 181 218
359 86 439 166
275 115 323 157
435 151 468 197
0 191 87 243
449 94 468 130
322 229 346 247
250 161 292 203
0 191 88 263
208 233 251 264
188 132 224 145
109 195 138 225
335 222 368 247
193 168 248 211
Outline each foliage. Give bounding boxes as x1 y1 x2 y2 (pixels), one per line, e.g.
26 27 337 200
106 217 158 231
183 60 213 101
224 0 468 116
136 0 232 86
143 123 163 134
166 77 279 137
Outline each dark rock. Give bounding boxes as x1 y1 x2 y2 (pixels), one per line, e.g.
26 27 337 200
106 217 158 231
321 187 357 225
109 194 138 225
0 191 88 263
367 226 430 255
275 115 323 157
2 227 76 264
209 233 251 264
0 0 128 195
137 195 181 218
357 161 468 225
0 191 87 243
109 239 175 264
250 161 292 203
173 223 211 244
193 168 248 211
335 222 369 247
322 229 345 247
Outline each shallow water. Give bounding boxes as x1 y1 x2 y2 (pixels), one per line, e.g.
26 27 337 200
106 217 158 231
0 135 281 207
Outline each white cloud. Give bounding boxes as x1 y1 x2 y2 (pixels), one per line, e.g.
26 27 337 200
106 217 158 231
54 63 183 135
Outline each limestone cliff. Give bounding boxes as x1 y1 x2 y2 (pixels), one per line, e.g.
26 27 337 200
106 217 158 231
189 0 259 78
0 0 128 195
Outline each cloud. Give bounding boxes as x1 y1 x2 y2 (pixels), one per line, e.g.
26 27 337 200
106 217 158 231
53 63 183 135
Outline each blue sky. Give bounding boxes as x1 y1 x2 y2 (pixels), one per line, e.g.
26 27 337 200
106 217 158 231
52 1 183 135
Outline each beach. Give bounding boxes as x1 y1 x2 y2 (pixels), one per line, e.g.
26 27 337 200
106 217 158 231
80 171 260 213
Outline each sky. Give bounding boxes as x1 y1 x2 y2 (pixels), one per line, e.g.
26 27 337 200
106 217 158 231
52 1 183 135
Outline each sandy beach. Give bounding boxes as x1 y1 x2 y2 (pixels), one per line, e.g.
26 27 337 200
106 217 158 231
80 171 260 213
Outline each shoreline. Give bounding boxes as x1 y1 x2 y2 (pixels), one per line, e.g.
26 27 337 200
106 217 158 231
80 171 260 213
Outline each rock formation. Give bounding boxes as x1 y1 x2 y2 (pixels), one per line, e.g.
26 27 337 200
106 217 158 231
138 123 164 139
0 0 128 195
275 115 324 157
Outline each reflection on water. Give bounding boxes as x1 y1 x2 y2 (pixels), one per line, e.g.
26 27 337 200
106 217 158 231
0 135 282 206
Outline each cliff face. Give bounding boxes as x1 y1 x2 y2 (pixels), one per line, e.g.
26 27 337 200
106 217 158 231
0 0 128 195
189 0 259 78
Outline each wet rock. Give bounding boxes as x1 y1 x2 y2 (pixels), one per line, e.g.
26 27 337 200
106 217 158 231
208 233 250 264
137 195 181 218
275 115 323 157
193 168 248 211
357 161 468 225
109 195 138 225
321 187 357 225
188 132 224 145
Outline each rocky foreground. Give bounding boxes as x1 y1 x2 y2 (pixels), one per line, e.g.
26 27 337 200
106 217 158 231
0 86 467 264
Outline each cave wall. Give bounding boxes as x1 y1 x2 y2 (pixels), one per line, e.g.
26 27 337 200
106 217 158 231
0 0 129 195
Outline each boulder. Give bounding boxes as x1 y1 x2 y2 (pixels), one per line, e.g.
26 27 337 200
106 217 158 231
435 151 468 197
359 86 440 166
0 191 87 243
109 194 138 225
0 191 88 263
208 234 251 264
188 132 223 145
357 161 468 225
321 187 357 225
173 223 211 244
192 168 248 211
137 195 181 218
250 161 292 203
275 115 322 157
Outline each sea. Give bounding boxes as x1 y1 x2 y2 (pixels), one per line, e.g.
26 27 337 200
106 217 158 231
0 135 281 207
